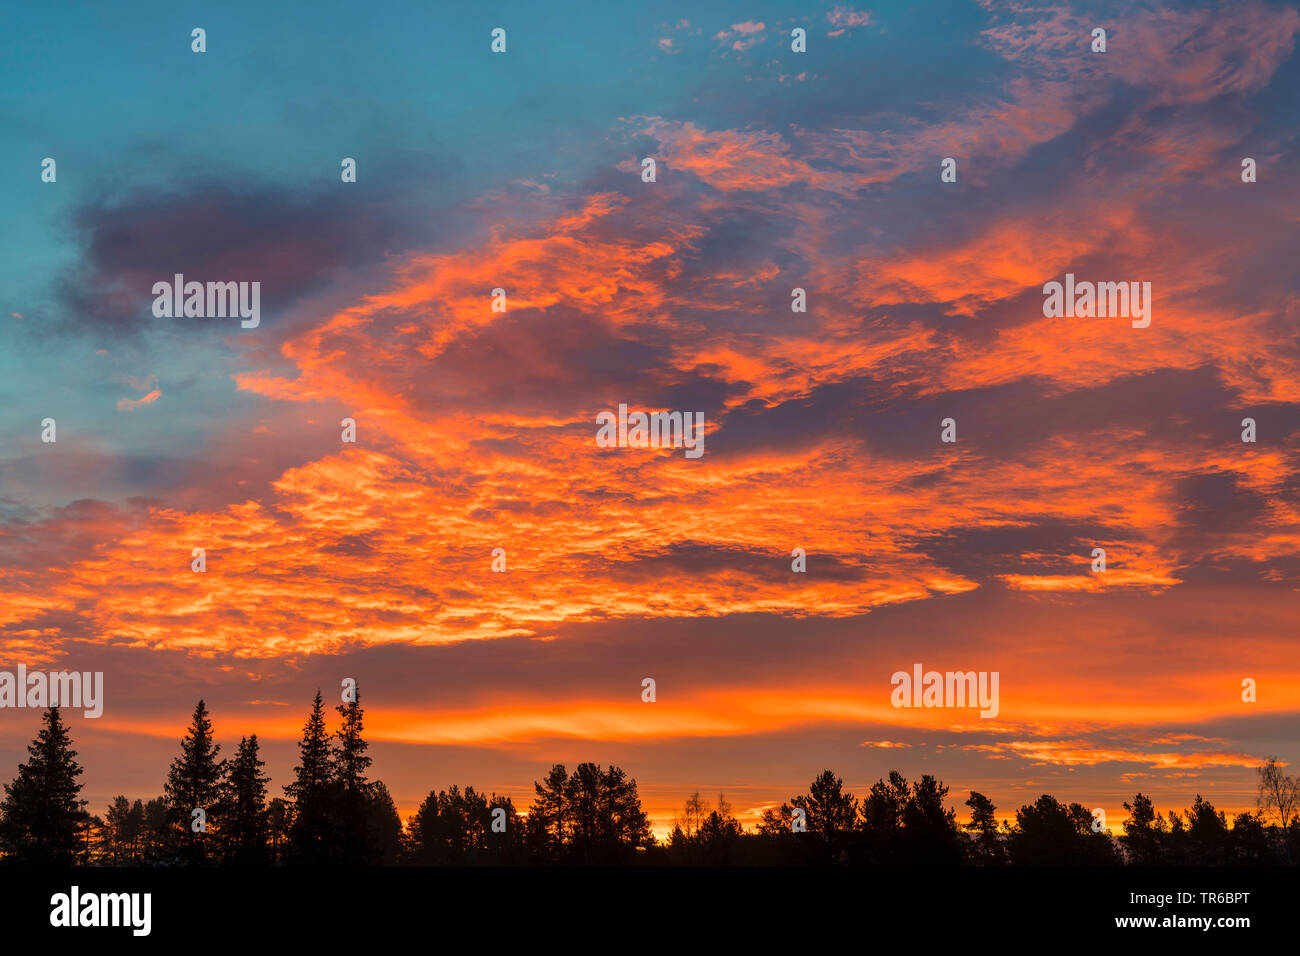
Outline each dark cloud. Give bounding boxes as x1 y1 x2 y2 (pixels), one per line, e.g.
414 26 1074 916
908 519 1141 580
57 178 440 337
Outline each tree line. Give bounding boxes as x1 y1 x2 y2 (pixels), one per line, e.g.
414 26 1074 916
0 697 1296 866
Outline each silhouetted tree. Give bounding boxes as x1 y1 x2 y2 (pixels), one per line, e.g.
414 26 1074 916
486 795 527 863
1286 818 1300 863
102 796 131 864
366 781 402 865
965 791 1006 865
101 796 146 864
756 803 795 835
674 792 709 842
1068 801 1120 864
406 784 523 864
526 764 569 861
751 801 800 863
1184 794 1229 865
284 691 337 864
407 785 482 864
860 770 910 863
666 824 688 857
594 765 652 861
1121 793 1166 865
793 770 858 863
333 691 375 865
1007 795 1117 865
1163 809 1190 864
79 813 104 864
900 774 964 864
141 797 170 862
1227 811 1276 864
668 791 710 864
221 735 269 864
1256 758 1299 831
163 700 226 864
565 763 604 856
0 708 90 864
267 798 289 864
697 793 743 865
566 764 655 868
527 763 650 864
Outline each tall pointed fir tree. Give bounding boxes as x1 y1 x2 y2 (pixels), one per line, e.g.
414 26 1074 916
0 708 89 864
333 687 375 865
221 734 270 864
284 691 337 864
163 699 226 863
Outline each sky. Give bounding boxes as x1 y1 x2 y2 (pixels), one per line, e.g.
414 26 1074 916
1 0 1299 837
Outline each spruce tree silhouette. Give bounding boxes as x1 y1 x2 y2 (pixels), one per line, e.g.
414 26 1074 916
284 691 337 865
163 699 226 864
0 707 89 865
221 735 270 864
333 689 375 865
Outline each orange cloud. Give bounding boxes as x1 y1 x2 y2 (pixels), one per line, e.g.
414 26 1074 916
116 389 161 411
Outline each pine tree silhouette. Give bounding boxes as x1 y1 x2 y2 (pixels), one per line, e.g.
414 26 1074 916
965 791 1007 865
792 769 857 862
557 763 651 864
0 707 90 864
527 763 569 862
900 774 964 865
